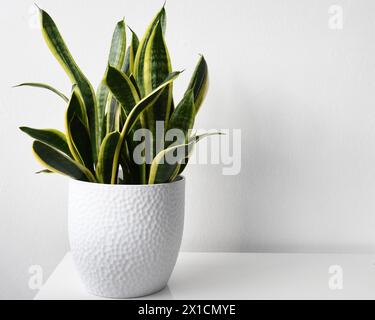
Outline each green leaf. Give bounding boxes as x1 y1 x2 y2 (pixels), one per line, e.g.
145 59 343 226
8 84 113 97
129 74 142 97
134 16 172 166
142 20 172 97
65 89 93 171
189 131 224 142
150 132 223 183
104 65 140 115
96 83 109 140
141 21 173 151
35 169 53 174
38 8 98 162
104 65 138 135
69 115 94 172
111 71 181 183
166 89 195 146
97 19 127 142
20 127 72 157
186 55 209 114
148 141 195 184
108 19 127 67
66 88 87 127
134 6 166 97
13 82 68 102
104 65 146 184
121 71 180 140
32 141 96 182
177 132 224 175
96 131 120 183
123 28 139 75
105 98 121 133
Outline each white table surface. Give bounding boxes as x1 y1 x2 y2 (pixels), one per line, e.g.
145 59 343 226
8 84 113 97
35 252 375 300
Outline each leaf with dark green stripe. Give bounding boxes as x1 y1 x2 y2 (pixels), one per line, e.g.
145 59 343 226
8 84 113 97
65 89 93 171
149 132 222 184
166 89 195 147
129 74 141 97
65 88 86 126
104 65 146 184
14 82 68 102
20 127 72 157
32 141 96 182
108 19 127 67
143 21 171 96
104 66 139 134
96 132 120 183
97 19 127 141
186 55 209 114
121 71 180 139
105 98 121 133
38 8 98 162
141 21 173 147
104 65 140 115
96 84 109 140
110 71 181 183
69 115 94 172
148 141 195 184
134 6 166 96
138 19 172 163
123 28 139 75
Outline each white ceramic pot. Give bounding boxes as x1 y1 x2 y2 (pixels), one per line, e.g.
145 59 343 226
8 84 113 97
68 177 185 298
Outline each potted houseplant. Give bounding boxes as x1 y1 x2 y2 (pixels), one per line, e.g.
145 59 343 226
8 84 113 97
17 4 216 298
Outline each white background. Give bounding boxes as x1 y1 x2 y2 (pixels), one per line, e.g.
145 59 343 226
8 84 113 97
1 0 375 299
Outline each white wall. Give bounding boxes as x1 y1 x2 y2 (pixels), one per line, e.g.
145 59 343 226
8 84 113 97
1 0 375 299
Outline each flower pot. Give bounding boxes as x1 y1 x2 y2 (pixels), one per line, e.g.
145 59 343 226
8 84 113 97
68 176 185 298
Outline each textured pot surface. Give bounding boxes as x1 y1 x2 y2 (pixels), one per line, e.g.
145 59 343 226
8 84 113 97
68 177 185 298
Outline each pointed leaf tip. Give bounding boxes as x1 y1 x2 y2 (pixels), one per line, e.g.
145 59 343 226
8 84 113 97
117 18 125 25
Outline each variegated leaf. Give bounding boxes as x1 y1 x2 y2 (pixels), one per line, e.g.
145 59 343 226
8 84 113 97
96 131 120 183
97 19 127 141
14 82 68 102
110 71 181 183
20 127 72 157
186 55 209 114
123 28 139 75
32 141 96 182
39 8 98 161
65 89 93 172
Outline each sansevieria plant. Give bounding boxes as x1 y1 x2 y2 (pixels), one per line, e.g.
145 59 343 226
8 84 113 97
18 5 215 184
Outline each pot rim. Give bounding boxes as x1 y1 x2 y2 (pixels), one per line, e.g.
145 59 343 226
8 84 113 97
69 175 185 188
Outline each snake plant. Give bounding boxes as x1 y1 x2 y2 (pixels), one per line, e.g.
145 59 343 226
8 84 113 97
18 5 214 184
